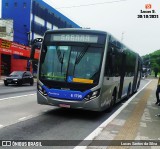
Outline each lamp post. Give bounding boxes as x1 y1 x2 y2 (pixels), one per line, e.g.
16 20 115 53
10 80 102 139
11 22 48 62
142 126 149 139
26 31 31 71
121 32 125 42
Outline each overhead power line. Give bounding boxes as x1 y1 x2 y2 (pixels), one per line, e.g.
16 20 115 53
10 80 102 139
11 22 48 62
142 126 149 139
53 0 129 9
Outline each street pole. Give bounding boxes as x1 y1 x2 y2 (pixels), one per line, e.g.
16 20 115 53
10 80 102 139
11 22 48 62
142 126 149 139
121 32 125 42
27 31 31 71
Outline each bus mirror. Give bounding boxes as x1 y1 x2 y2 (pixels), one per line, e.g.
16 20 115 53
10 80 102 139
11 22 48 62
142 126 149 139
32 38 43 44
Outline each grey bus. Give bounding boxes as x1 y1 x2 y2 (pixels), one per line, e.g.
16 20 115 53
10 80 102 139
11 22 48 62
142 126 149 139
31 29 142 111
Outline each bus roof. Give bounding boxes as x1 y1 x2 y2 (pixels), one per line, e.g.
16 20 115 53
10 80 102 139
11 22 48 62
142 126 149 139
45 28 108 35
45 28 139 56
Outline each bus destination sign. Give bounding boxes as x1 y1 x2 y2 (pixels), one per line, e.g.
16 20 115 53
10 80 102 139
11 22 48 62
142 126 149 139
51 34 98 43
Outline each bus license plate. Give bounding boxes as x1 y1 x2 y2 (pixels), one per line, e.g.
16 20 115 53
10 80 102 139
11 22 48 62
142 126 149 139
59 104 70 108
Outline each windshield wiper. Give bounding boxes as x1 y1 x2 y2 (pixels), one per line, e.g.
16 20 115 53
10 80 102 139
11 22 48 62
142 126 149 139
61 52 65 74
75 44 89 65
56 48 63 63
70 45 89 76
56 47 65 74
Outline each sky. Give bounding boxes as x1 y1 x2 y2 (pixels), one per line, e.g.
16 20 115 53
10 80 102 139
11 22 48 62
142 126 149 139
43 0 160 56
0 0 160 56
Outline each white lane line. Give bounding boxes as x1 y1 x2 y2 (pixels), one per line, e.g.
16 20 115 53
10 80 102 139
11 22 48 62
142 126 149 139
0 115 34 129
0 124 4 129
19 117 27 121
18 115 33 121
1 113 44 129
0 93 36 101
74 80 152 149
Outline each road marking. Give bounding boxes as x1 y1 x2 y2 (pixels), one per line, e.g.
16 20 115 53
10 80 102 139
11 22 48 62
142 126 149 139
0 94 36 101
19 117 27 121
0 113 40 130
0 124 4 129
19 115 33 121
0 93 51 130
74 80 152 149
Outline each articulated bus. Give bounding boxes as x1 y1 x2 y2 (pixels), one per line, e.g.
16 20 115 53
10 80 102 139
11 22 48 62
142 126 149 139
31 29 142 111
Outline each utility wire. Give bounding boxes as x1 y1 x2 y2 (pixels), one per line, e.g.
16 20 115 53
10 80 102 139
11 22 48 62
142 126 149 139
50 0 129 9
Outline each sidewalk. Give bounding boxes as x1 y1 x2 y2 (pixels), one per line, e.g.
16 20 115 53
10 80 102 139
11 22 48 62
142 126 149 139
86 79 160 149
0 76 5 83
0 76 5 80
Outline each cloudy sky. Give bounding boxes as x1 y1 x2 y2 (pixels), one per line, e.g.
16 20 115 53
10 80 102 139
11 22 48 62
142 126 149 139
43 0 160 56
0 0 160 56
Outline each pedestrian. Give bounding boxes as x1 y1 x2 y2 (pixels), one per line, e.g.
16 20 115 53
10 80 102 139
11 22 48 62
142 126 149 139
154 67 158 78
156 76 160 105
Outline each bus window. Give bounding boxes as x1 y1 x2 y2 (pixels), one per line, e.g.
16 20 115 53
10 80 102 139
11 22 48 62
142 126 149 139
40 45 103 84
105 43 114 77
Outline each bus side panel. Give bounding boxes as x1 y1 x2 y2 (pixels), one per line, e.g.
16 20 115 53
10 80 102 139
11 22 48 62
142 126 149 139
132 55 139 93
100 35 120 110
136 57 142 90
121 77 134 98
120 49 137 98
101 77 119 109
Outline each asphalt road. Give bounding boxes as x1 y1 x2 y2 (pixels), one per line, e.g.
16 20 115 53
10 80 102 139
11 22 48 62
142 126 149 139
0 81 36 99
0 79 149 149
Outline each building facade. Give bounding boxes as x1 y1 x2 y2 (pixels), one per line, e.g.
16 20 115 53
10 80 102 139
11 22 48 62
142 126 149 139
0 38 40 75
2 0 80 45
0 19 13 41
0 0 80 76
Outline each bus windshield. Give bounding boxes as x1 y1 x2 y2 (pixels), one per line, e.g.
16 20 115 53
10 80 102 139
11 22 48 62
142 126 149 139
40 44 103 84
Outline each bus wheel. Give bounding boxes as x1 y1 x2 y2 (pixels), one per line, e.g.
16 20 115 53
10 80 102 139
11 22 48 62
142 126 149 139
108 92 116 112
127 84 131 99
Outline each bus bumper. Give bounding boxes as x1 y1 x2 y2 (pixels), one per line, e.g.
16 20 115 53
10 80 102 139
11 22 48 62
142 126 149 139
37 91 102 111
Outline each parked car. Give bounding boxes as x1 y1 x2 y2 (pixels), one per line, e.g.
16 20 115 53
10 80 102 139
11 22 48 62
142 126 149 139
4 71 34 86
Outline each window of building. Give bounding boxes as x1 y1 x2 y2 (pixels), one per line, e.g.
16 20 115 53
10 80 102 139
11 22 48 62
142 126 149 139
23 2 26 8
5 3 8 8
35 15 45 26
30 13 33 22
34 33 43 39
46 22 52 29
53 25 58 30
11 28 14 33
0 26 6 32
14 2 17 7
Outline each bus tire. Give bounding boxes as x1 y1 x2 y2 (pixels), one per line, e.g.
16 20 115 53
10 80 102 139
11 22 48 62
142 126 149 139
127 84 131 99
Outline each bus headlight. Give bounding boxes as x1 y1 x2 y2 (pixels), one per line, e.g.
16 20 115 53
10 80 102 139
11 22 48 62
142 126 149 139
37 84 47 96
84 89 100 101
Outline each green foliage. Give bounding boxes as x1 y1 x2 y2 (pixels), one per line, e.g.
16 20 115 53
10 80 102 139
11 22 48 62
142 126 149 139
142 49 160 72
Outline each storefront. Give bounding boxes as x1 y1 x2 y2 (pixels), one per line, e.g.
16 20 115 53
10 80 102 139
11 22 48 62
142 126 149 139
0 38 40 76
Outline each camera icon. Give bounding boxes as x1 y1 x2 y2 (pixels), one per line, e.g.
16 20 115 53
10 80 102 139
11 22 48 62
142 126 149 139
145 4 152 9
2 141 12 146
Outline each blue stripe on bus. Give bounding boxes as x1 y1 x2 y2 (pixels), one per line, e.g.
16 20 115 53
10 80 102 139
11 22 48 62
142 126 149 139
42 85 91 101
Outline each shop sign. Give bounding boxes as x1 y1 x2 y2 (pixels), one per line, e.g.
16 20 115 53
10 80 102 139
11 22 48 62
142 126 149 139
0 38 40 59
